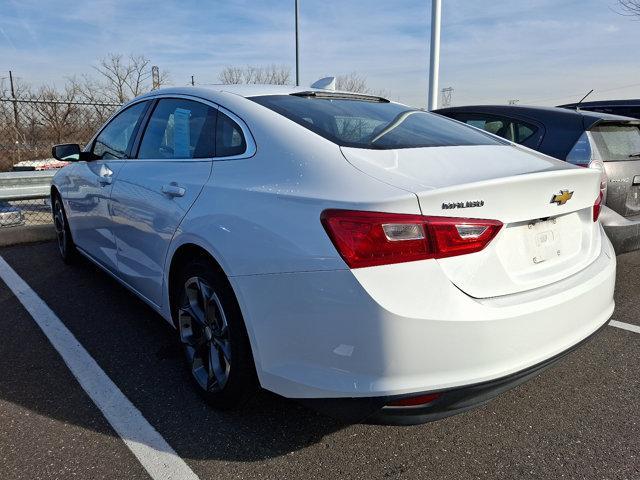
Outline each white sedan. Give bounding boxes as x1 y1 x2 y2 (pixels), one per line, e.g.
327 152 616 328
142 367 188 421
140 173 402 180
50 85 615 424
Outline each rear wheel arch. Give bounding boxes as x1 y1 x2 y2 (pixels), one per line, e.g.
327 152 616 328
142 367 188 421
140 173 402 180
169 242 259 406
167 243 234 327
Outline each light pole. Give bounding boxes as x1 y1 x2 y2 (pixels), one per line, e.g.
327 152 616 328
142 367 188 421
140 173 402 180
427 0 441 110
295 0 300 86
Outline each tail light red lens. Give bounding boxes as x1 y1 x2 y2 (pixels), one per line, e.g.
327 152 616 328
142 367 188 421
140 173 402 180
593 192 603 222
580 160 608 201
321 209 502 268
387 392 442 407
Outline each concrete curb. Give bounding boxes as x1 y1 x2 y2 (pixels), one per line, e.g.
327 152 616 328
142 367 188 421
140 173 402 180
0 224 56 247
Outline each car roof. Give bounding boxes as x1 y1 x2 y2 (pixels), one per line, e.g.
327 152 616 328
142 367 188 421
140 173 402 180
134 84 390 103
558 99 640 108
434 104 633 124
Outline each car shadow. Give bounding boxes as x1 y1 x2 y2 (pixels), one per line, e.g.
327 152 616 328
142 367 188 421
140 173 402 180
0 241 347 462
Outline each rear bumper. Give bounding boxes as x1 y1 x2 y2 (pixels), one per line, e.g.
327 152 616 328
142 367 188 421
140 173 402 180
600 205 640 253
232 229 616 403
302 318 610 425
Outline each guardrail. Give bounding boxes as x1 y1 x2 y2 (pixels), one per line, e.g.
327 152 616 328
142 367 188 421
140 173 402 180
0 171 54 231
0 170 55 202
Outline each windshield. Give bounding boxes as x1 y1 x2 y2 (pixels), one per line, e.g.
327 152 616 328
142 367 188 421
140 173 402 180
590 123 640 161
250 94 506 149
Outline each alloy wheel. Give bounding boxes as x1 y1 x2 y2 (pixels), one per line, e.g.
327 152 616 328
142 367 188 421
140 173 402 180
178 276 231 392
53 199 67 257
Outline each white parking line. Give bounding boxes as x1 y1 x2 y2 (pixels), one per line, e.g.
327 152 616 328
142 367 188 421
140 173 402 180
610 320 640 335
0 256 200 480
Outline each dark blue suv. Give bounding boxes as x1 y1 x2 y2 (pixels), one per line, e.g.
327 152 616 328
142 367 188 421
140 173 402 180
435 105 640 253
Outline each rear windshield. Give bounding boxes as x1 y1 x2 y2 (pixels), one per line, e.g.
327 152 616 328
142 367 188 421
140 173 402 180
590 123 640 161
250 94 505 149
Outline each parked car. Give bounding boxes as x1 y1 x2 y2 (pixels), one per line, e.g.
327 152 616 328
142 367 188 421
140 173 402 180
435 105 640 253
51 86 614 424
558 99 640 120
0 201 25 227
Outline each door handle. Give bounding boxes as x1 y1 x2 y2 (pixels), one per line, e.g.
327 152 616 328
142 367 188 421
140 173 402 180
98 166 113 185
98 175 112 185
161 183 186 198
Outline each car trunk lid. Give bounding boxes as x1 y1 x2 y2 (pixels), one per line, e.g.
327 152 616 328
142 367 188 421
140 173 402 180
341 145 602 298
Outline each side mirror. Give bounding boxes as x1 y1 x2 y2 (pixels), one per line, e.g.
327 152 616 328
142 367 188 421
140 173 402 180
52 143 82 161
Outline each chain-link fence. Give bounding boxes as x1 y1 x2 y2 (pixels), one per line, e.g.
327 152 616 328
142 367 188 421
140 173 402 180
0 198 52 227
0 97 120 231
0 97 120 172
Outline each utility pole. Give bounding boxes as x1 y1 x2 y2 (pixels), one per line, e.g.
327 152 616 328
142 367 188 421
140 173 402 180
441 86 453 107
191 75 195 86
8 70 21 163
427 0 441 110
295 0 300 86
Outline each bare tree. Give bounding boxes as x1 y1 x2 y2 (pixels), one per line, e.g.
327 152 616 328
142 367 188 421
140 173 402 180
617 0 640 16
335 73 370 93
219 66 244 84
0 76 33 160
218 65 291 85
0 75 31 99
32 83 82 144
93 53 169 103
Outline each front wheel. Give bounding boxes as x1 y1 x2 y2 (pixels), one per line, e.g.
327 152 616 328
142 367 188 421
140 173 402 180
174 258 257 409
52 195 77 264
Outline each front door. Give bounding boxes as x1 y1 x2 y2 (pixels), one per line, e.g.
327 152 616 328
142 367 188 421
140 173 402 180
110 98 217 306
65 101 149 271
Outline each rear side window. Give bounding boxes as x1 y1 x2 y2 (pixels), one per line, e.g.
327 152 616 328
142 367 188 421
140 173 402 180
216 111 247 157
92 101 148 160
452 113 538 144
589 124 640 161
566 131 592 165
251 94 504 149
138 99 217 159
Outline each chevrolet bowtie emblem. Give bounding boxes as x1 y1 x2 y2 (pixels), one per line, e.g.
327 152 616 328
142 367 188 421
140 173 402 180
551 190 573 206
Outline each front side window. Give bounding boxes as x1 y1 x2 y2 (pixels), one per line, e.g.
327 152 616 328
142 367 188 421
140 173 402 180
589 123 640 161
138 99 217 159
92 101 148 160
251 94 504 149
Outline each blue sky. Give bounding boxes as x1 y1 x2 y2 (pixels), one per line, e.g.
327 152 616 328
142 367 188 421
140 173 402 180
1 0 638 107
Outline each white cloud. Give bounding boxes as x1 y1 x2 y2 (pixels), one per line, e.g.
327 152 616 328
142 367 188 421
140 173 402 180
0 0 638 107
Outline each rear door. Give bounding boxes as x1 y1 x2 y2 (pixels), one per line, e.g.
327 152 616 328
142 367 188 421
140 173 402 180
590 122 640 217
109 97 217 306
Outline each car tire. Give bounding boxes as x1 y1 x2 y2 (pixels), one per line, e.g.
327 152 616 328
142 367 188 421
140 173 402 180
52 194 77 264
173 257 257 409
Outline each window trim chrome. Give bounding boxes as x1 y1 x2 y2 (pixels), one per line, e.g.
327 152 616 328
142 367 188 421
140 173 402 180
84 94 257 162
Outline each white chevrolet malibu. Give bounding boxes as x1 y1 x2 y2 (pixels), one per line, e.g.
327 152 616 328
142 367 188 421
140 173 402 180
50 85 615 424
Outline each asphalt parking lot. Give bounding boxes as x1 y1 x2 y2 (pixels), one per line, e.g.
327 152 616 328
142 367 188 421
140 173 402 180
0 241 638 480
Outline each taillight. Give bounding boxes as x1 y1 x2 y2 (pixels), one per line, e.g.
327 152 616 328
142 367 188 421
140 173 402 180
320 209 502 268
593 192 603 222
387 392 442 407
587 160 608 200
